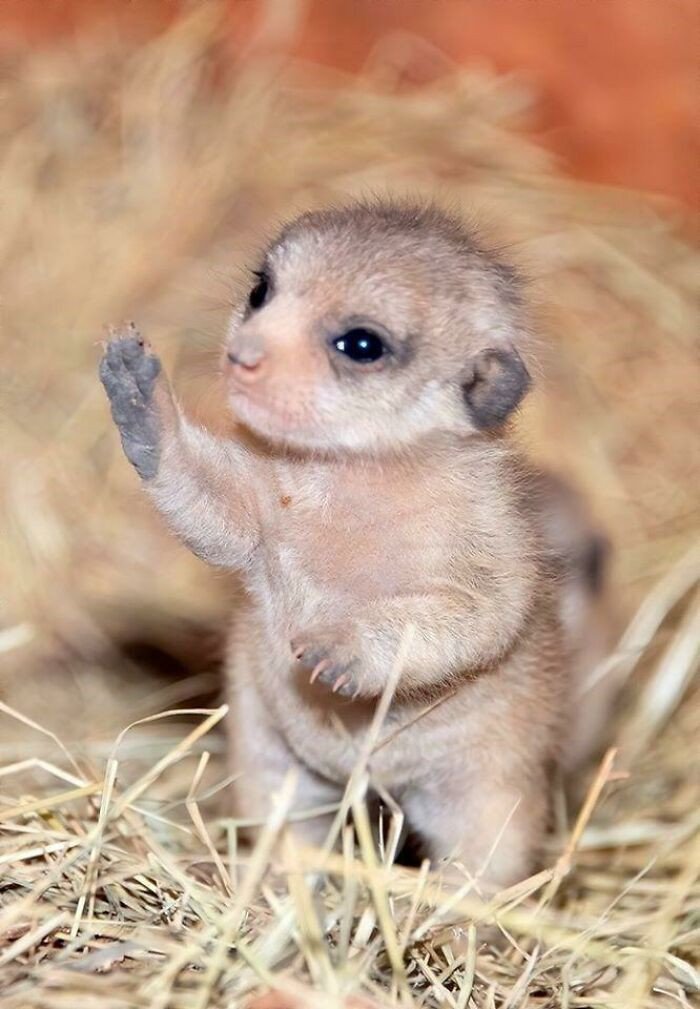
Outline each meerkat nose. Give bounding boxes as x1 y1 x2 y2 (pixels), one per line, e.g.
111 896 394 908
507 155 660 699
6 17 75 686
226 347 266 381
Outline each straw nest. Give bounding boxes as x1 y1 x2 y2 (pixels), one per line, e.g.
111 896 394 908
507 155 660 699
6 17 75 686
1 6 698 1008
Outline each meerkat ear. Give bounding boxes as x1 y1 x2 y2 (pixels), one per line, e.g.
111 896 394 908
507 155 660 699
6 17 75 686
462 347 531 430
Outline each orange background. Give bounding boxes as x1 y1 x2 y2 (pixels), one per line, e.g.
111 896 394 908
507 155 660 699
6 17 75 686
2 0 698 208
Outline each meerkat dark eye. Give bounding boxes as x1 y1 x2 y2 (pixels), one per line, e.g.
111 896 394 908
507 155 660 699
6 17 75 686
248 272 270 311
333 328 387 363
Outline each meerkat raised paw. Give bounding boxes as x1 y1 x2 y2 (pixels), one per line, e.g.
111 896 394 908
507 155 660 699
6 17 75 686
99 325 167 480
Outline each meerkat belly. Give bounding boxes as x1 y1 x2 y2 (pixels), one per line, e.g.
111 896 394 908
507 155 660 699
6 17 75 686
247 642 565 789
234 504 455 782
232 461 562 786
232 576 566 788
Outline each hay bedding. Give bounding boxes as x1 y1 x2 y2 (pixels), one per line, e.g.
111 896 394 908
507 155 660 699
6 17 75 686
0 6 698 1007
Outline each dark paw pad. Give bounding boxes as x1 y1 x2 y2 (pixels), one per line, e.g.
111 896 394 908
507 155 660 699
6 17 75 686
99 324 162 480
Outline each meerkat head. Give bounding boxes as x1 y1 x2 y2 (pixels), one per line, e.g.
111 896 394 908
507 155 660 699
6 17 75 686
223 199 532 454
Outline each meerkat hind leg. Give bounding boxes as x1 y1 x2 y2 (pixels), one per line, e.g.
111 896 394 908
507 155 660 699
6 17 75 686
230 718 343 851
400 770 546 893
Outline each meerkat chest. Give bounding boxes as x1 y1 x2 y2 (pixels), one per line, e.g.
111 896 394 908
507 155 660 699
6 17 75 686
262 460 456 601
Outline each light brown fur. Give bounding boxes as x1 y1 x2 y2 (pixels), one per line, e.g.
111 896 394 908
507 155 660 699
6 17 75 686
100 200 611 888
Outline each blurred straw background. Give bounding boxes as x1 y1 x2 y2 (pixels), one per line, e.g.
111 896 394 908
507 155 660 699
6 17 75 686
0 3 698 1007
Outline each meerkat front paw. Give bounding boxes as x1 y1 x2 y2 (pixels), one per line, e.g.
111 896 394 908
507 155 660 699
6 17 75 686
99 324 165 480
291 627 362 698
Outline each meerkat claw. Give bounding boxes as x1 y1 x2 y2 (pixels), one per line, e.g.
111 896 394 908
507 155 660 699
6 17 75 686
315 663 357 697
309 659 331 684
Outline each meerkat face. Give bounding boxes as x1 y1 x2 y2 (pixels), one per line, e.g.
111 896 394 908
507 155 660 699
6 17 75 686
223 201 531 454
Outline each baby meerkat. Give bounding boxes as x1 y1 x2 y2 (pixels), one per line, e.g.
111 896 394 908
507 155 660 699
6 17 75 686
100 200 610 889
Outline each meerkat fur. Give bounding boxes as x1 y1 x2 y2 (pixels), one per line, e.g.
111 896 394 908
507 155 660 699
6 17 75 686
100 199 611 888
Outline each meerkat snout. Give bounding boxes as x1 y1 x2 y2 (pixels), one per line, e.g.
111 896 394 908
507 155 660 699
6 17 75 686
226 347 266 380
